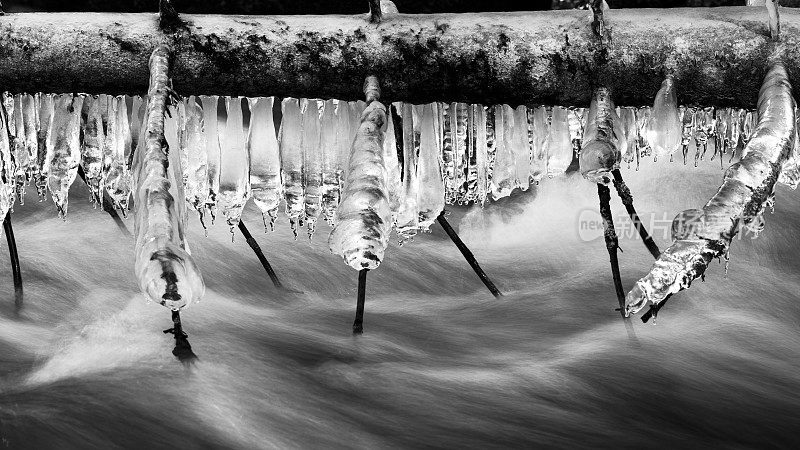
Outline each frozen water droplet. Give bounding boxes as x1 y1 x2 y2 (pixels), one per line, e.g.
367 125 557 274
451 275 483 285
647 77 681 161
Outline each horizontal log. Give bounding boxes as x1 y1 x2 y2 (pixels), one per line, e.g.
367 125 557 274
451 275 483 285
0 8 799 106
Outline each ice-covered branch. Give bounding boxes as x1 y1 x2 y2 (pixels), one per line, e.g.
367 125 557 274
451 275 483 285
624 62 797 317
0 8 799 106
328 76 392 270
133 45 205 310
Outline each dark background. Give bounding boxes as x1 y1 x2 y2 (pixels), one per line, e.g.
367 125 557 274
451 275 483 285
4 0 788 14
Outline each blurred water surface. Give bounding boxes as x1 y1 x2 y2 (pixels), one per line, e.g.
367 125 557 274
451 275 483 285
0 157 799 448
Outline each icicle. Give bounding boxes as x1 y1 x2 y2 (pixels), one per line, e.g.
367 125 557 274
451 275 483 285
547 106 573 177
490 105 515 200
320 99 340 225
741 110 757 152
396 103 419 243
624 62 795 316
303 99 323 239
129 96 145 160
727 108 742 162
382 103 402 222
183 96 208 229
36 94 54 200
133 45 205 311
619 107 637 168
80 95 105 202
452 103 469 203
248 96 283 231
568 107 585 159
474 105 489 205
441 103 456 203
647 76 681 162
417 103 446 230
336 100 353 189
692 108 710 167
280 98 305 238
0 98 14 222
579 87 621 185
22 94 38 182
328 76 392 270
714 108 730 161
635 106 652 167
679 106 695 165
463 105 478 203
485 105 497 182
512 105 531 191
217 96 251 237
200 95 221 223
46 94 84 219
530 106 549 182
10 95 27 202
103 96 133 213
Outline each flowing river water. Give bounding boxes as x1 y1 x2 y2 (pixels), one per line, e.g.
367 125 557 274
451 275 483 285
0 155 798 448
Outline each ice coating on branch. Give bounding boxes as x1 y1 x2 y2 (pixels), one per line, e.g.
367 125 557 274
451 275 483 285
417 103 446 230
0 100 14 222
382 104 402 221
134 46 205 311
45 94 83 219
302 99 323 239
473 105 489 205
396 103 419 243
182 96 209 228
35 94 54 200
328 76 392 270
579 87 621 185
547 106 572 177
80 95 105 203
102 96 133 212
320 99 340 225
248 97 283 231
625 62 796 317
280 98 305 238
218 96 251 236
778 107 800 189
491 105 515 200
647 76 681 162
512 105 530 191
530 106 549 182
200 95 221 222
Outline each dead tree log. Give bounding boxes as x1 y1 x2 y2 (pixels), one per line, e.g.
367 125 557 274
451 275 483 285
0 8 798 106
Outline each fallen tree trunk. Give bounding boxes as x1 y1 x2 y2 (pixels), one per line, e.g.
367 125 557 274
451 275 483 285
0 8 798 106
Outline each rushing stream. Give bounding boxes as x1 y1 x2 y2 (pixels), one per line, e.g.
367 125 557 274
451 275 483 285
0 156 798 448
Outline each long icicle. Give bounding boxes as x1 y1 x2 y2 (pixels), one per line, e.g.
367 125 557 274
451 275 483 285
133 45 205 358
625 62 796 317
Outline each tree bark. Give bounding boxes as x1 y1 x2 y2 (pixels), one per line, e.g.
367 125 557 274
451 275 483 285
0 8 798 106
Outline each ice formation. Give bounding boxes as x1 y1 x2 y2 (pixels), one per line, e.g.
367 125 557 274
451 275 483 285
133 46 205 311
579 87 621 185
80 95 105 202
217 96 251 235
646 76 681 162
200 95 221 222
625 63 796 316
547 106 573 177
279 98 305 238
416 103 446 230
302 99 323 239
247 96 283 231
320 99 341 225
395 102 419 243
102 95 133 212
46 94 84 218
382 104 402 222
182 96 209 227
328 76 392 270
512 105 530 192
530 106 549 182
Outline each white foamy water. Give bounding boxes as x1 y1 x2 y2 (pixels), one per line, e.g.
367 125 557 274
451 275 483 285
1 156 799 448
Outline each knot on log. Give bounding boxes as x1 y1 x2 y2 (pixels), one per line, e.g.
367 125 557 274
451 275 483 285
159 0 185 32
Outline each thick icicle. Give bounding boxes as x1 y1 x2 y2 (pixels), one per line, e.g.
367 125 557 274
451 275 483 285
35 94 54 199
441 103 456 203
646 76 681 162
217 96 251 236
619 107 637 168
547 106 573 177
530 106 549 182
395 103 419 243
80 95 105 202
0 99 14 222
625 63 796 316
200 95 221 223
336 100 353 192
279 98 305 238
303 99 323 239
45 94 84 219
320 99 340 225
452 103 469 203
463 105 478 203
473 105 489 205
248 96 283 231
490 105 515 200
11 95 27 202
182 96 208 228
579 87 621 185
133 45 205 311
512 105 531 191
22 94 38 182
328 76 392 270
417 103 446 230
382 103 402 221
